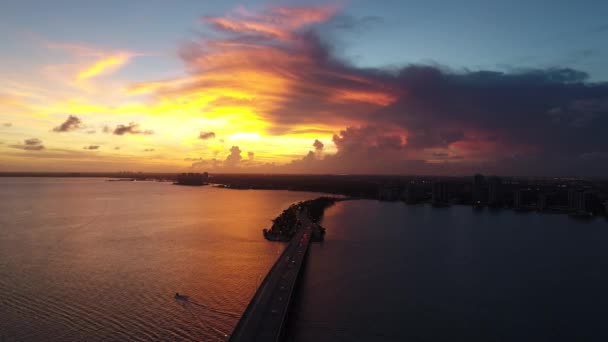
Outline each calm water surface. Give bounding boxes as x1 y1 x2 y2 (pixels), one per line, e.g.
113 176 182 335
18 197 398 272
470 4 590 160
291 200 608 342
0 178 323 341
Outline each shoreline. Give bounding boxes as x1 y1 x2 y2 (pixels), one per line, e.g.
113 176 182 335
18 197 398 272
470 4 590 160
263 197 341 242
1 175 605 220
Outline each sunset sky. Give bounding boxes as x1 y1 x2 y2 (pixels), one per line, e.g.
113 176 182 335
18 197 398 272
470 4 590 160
1 0 607 175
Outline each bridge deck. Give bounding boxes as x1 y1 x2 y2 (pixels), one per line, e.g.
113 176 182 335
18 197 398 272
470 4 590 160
229 213 313 342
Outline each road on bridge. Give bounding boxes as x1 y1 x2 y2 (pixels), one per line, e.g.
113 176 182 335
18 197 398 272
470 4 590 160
229 211 315 342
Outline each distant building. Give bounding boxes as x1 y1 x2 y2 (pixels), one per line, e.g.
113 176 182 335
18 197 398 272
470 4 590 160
488 176 502 206
514 189 533 210
568 189 598 216
432 181 449 206
537 193 548 211
176 172 209 186
472 174 486 206
514 189 524 209
402 183 423 204
378 184 402 201
568 188 578 210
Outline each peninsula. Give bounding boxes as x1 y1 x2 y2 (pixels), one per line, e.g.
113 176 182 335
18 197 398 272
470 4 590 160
263 197 339 242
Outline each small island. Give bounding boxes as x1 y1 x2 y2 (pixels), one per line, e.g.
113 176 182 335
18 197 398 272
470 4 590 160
263 197 339 242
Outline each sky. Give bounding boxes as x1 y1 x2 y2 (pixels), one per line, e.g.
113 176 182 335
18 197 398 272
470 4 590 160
1 0 607 176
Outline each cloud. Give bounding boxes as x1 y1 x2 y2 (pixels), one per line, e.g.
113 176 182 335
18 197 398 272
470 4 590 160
313 139 324 158
25 138 42 146
114 146 121 150
144 148 155 152
10 138 45 151
191 158 222 169
2 123 11 127
77 53 132 81
53 115 83 132
113 122 154 135
199 131 216 140
190 148 255 169
225 146 243 167
203 6 337 40
136 4 396 135
42 41 137 86
140 5 608 175
83 145 100 150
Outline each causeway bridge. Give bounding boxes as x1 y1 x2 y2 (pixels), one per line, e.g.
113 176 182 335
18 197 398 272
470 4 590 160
229 212 314 342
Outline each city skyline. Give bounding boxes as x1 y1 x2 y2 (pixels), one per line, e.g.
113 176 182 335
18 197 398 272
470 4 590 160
1 1 608 176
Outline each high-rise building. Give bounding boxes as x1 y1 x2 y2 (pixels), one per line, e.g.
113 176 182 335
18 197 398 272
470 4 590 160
472 174 486 206
402 183 421 204
568 188 598 215
378 184 401 201
568 188 578 209
514 189 530 209
432 181 449 206
488 176 502 206
537 193 548 211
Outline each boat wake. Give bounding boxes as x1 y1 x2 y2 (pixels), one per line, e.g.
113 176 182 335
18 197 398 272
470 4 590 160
174 293 235 339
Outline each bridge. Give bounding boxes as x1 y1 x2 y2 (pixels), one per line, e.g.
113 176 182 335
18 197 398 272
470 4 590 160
229 212 315 342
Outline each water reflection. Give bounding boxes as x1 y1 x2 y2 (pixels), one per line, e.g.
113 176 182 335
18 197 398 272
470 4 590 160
0 178 323 341
291 200 608 342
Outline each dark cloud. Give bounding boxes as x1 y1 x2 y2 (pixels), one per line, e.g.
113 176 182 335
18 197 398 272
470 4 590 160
248 151 254 161
103 125 111 134
114 146 121 150
313 139 324 158
53 115 82 132
25 138 42 146
281 128 409 173
83 145 100 150
373 66 608 170
10 138 45 151
144 148 155 152
199 131 216 140
2 123 11 127
113 122 154 135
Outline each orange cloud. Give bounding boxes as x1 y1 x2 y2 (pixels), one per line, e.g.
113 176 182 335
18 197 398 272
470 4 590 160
41 40 136 83
77 53 132 80
330 90 397 106
137 5 398 137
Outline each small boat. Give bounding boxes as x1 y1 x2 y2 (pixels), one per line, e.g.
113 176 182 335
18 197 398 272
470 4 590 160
174 293 189 301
